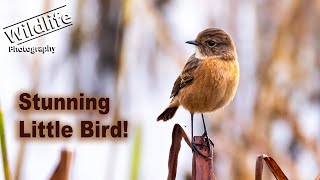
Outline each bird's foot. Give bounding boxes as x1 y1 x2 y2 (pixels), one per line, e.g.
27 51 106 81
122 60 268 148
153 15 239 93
201 132 214 153
191 141 210 159
191 136 213 159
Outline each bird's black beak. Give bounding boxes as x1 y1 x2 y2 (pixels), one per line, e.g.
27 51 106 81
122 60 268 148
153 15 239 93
185 40 199 46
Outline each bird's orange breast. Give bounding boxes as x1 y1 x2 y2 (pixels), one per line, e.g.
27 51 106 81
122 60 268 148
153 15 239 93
178 58 239 113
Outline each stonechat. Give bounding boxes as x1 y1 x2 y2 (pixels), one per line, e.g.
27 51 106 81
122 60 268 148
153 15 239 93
157 28 239 157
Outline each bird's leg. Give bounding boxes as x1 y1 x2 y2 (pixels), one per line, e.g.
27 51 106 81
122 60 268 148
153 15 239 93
190 112 207 158
201 114 214 150
191 112 194 140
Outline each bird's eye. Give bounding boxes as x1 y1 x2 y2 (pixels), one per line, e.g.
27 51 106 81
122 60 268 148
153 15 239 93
206 41 216 47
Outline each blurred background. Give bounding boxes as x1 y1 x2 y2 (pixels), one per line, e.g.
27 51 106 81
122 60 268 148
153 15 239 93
0 0 320 179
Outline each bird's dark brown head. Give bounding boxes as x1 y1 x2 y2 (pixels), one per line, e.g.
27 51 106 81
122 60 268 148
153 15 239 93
186 28 236 60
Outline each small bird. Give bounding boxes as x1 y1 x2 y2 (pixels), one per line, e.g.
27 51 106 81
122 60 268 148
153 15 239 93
157 28 239 156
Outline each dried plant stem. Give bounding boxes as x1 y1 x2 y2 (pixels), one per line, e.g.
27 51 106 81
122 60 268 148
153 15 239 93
167 124 216 180
255 154 288 180
168 124 191 180
192 136 216 180
50 149 73 180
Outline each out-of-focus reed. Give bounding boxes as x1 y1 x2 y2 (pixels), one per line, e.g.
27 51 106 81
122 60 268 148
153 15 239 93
0 107 12 180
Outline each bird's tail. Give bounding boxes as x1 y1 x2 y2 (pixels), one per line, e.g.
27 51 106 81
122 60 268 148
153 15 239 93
157 106 179 121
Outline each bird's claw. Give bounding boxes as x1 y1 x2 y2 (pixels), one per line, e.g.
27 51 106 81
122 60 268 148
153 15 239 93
191 141 212 159
200 132 214 157
202 132 214 147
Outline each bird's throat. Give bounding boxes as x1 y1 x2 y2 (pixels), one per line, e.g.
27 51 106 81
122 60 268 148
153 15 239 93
195 48 207 59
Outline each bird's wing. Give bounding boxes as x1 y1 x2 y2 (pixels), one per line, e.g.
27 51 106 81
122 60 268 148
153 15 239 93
170 55 201 98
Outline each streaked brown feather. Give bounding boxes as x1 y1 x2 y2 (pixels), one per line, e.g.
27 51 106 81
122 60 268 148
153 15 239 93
170 54 201 98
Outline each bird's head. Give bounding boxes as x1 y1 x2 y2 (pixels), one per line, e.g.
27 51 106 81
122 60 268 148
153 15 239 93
186 28 237 60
